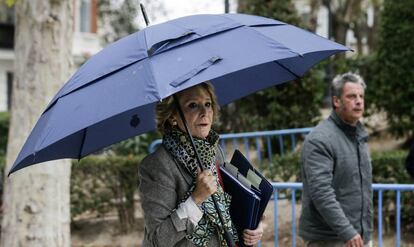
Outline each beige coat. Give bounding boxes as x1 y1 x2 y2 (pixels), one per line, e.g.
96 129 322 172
138 145 225 247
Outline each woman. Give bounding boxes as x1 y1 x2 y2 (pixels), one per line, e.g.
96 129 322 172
138 82 265 246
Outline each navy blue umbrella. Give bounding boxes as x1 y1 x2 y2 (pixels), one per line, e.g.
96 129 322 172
9 13 349 175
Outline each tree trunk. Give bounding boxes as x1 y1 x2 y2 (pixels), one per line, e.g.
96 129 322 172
1 1 73 246
308 0 321 32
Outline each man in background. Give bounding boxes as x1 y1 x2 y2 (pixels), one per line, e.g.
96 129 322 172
299 72 372 247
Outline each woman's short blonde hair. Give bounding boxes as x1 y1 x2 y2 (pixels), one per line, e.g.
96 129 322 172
156 82 220 134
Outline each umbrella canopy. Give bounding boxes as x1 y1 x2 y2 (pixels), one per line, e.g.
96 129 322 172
10 13 349 175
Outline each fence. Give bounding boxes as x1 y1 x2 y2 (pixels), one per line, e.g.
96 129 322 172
148 127 313 157
272 182 414 247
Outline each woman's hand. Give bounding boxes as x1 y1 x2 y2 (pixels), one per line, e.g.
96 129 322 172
191 170 217 205
242 215 266 246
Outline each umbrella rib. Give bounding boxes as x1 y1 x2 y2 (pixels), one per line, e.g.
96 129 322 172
142 29 162 101
78 128 87 160
273 60 300 79
243 21 304 58
44 59 147 115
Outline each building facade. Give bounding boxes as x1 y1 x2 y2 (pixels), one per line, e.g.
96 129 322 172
0 0 101 112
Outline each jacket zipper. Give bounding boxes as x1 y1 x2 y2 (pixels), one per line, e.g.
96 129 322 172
357 140 364 240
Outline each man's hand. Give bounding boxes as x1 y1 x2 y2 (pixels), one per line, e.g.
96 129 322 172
345 234 364 247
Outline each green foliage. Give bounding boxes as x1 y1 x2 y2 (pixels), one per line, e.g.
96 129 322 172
260 152 300 182
371 150 411 183
0 154 4 201
371 0 414 137
108 132 159 157
238 0 302 26
71 155 143 233
0 155 4 170
0 111 10 156
219 61 326 133
0 0 14 7
371 150 414 232
98 0 140 44
218 0 326 133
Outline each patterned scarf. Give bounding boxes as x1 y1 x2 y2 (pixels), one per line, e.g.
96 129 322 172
163 127 238 247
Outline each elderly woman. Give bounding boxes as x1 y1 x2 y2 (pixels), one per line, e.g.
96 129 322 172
138 82 265 247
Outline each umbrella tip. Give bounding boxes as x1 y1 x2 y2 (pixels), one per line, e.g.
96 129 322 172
7 167 15 177
140 3 150 27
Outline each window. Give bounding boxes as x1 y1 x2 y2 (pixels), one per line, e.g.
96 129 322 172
79 0 91 32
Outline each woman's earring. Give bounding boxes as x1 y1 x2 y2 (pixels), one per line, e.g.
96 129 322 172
171 119 177 126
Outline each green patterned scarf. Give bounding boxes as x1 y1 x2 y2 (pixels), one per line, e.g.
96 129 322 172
163 127 238 247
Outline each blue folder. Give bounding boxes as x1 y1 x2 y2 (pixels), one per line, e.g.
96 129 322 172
219 166 261 235
219 149 274 246
230 149 274 228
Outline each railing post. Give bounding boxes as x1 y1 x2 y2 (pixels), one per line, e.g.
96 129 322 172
243 138 250 160
220 139 226 157
291 189 296 247
274 190 279 247
290 134 296 152
256 137 261 162
278 136 284 155
396 190 401 247
378 190 383 247
266 136 272 165
232 138 238 151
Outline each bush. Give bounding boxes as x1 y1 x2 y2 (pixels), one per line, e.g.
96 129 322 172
260 152 300 183
371 0 414 137
0 112 10 156
371 150 414 233
0 154 4 204
71 155 143 233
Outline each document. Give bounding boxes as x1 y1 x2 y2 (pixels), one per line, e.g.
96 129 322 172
219 149 274 245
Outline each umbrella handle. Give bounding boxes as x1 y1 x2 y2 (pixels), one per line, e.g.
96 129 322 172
174 95 235 247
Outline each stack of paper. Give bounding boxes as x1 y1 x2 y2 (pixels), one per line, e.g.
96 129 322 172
219 149 274 245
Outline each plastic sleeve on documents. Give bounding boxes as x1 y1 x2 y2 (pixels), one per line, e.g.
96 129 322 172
247 169 262 189
225 162 239 177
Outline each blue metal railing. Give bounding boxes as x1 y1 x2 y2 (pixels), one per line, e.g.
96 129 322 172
272 182 414 247
148 127 313 160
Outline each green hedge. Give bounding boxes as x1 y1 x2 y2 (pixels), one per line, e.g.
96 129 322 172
370 150 414 232
260 152 300 183
71 155 143 233
0 112 10 156
0 154 4 204
0 149 142 233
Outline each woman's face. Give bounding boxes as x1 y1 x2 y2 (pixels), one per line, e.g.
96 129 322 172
173 85 214 139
